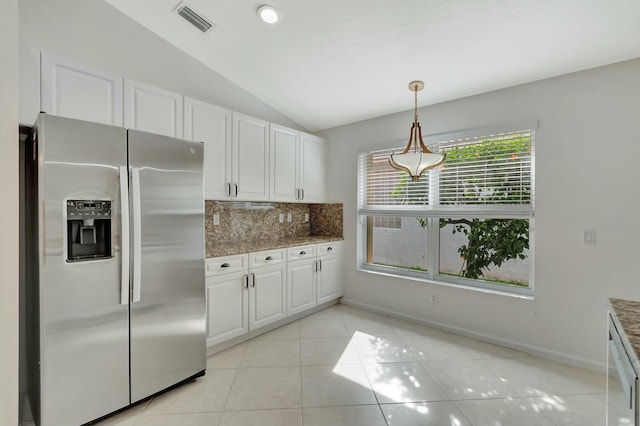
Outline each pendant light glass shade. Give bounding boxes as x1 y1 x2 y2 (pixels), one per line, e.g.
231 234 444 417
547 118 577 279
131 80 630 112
389 81 445 181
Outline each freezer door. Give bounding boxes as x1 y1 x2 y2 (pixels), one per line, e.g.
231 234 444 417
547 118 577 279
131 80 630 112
128 129 206 402
36 114 130 425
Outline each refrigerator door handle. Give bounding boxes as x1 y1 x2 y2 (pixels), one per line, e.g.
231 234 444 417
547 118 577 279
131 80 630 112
132 167 142 303
119 166 130 305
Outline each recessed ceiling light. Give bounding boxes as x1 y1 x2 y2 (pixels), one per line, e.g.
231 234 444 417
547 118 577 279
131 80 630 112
257 5 281 24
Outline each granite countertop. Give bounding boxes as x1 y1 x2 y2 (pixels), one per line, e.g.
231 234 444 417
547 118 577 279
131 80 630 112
609 298 640 373
207 236 344 258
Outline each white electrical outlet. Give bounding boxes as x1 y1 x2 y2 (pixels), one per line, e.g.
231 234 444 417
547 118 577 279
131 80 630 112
583 229 596 244
213 213 220 226
278 213 284 223
287 213 292 222
430 293 438 305
304 213 309 222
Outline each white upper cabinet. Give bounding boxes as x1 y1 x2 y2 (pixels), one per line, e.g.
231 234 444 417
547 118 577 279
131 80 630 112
35 51 326 203
299 132 326 202
41 52 123 126
269 126 326 203
233 112 269 201
184 97 233 200
269 124 299 202
124 79 182 138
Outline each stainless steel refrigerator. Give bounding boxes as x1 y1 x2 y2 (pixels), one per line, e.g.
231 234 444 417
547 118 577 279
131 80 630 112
24 113 206 426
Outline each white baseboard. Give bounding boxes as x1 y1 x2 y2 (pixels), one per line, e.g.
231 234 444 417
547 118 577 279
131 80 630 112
340 298 606 373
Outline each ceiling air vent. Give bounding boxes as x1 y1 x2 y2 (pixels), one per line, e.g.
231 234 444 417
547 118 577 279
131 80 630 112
177 4 214 33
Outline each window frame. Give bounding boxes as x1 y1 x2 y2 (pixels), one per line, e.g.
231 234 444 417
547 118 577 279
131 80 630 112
357 121 537 298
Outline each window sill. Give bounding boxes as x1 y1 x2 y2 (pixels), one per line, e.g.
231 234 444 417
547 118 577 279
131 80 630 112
358 264 535 301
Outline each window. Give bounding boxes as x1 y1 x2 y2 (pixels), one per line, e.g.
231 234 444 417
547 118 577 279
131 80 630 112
373 216 402 229
358 123 535 296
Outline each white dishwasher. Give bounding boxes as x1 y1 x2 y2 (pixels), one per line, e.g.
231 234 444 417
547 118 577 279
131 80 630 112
608 311 639 425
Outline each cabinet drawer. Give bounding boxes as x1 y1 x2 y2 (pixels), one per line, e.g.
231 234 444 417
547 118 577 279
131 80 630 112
206 254 248 277
249 248 286 268
317 241 343 256
288 245 316 261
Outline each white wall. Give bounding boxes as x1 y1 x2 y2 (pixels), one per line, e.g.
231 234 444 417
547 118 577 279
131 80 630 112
319 58 640 370
18 0 303 130
1 0 20 424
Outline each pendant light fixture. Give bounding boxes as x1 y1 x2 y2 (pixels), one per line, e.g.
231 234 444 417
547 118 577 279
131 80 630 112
389 80 445 181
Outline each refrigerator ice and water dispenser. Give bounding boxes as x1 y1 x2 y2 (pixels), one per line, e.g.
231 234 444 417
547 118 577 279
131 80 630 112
66 199 112 262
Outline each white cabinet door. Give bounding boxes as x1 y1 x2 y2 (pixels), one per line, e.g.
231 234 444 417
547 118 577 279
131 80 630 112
233 112 269 201
287 258 317 316
41 53 123 126
206 272 249 347
249 264 286 330
317 253 343 304
124 79 183 138
299 132 326 202
184 97 232 199
269 124 299 202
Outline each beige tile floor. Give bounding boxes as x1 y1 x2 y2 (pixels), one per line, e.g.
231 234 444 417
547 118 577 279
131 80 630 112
31 304 609 425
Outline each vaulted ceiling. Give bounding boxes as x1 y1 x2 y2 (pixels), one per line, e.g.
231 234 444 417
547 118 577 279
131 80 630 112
105 0 640 132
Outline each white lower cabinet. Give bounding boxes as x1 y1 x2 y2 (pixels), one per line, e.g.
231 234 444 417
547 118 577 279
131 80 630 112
286 244 317 316
249 263 287 329
206 241 343 348
287 257 317 316
206 250 286 347
316 241 344 304
206 270 248 347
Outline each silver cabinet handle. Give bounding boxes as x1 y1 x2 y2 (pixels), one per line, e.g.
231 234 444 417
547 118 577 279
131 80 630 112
251 273 256 288
221 262 230 268
131 167 142 304
327 247 333 251
301 189 304 200
243 274 249 289
318 259 322 271
226 183 231 197
119 166 130 305
265 256 273 261
300 251 306 255
234 184 238 197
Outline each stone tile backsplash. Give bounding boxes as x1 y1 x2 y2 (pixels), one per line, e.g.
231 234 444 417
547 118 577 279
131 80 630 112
205 201 343 255
309 204 344 237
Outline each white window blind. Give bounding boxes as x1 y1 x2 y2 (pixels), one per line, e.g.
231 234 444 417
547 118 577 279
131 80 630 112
358 149 430 208
358 127 535 217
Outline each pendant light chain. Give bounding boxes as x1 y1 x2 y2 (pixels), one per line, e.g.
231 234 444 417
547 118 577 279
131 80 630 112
414 84 419 124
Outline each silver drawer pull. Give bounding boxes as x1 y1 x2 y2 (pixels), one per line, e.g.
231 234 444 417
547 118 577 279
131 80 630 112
300 251 306 255
327 247 333 251
265 256 273 261
221 263 230 268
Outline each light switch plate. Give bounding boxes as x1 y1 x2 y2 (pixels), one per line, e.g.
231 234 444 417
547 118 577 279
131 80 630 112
287 213 292 222
278 213 284 223
213 213 219 226
304 213 309 222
